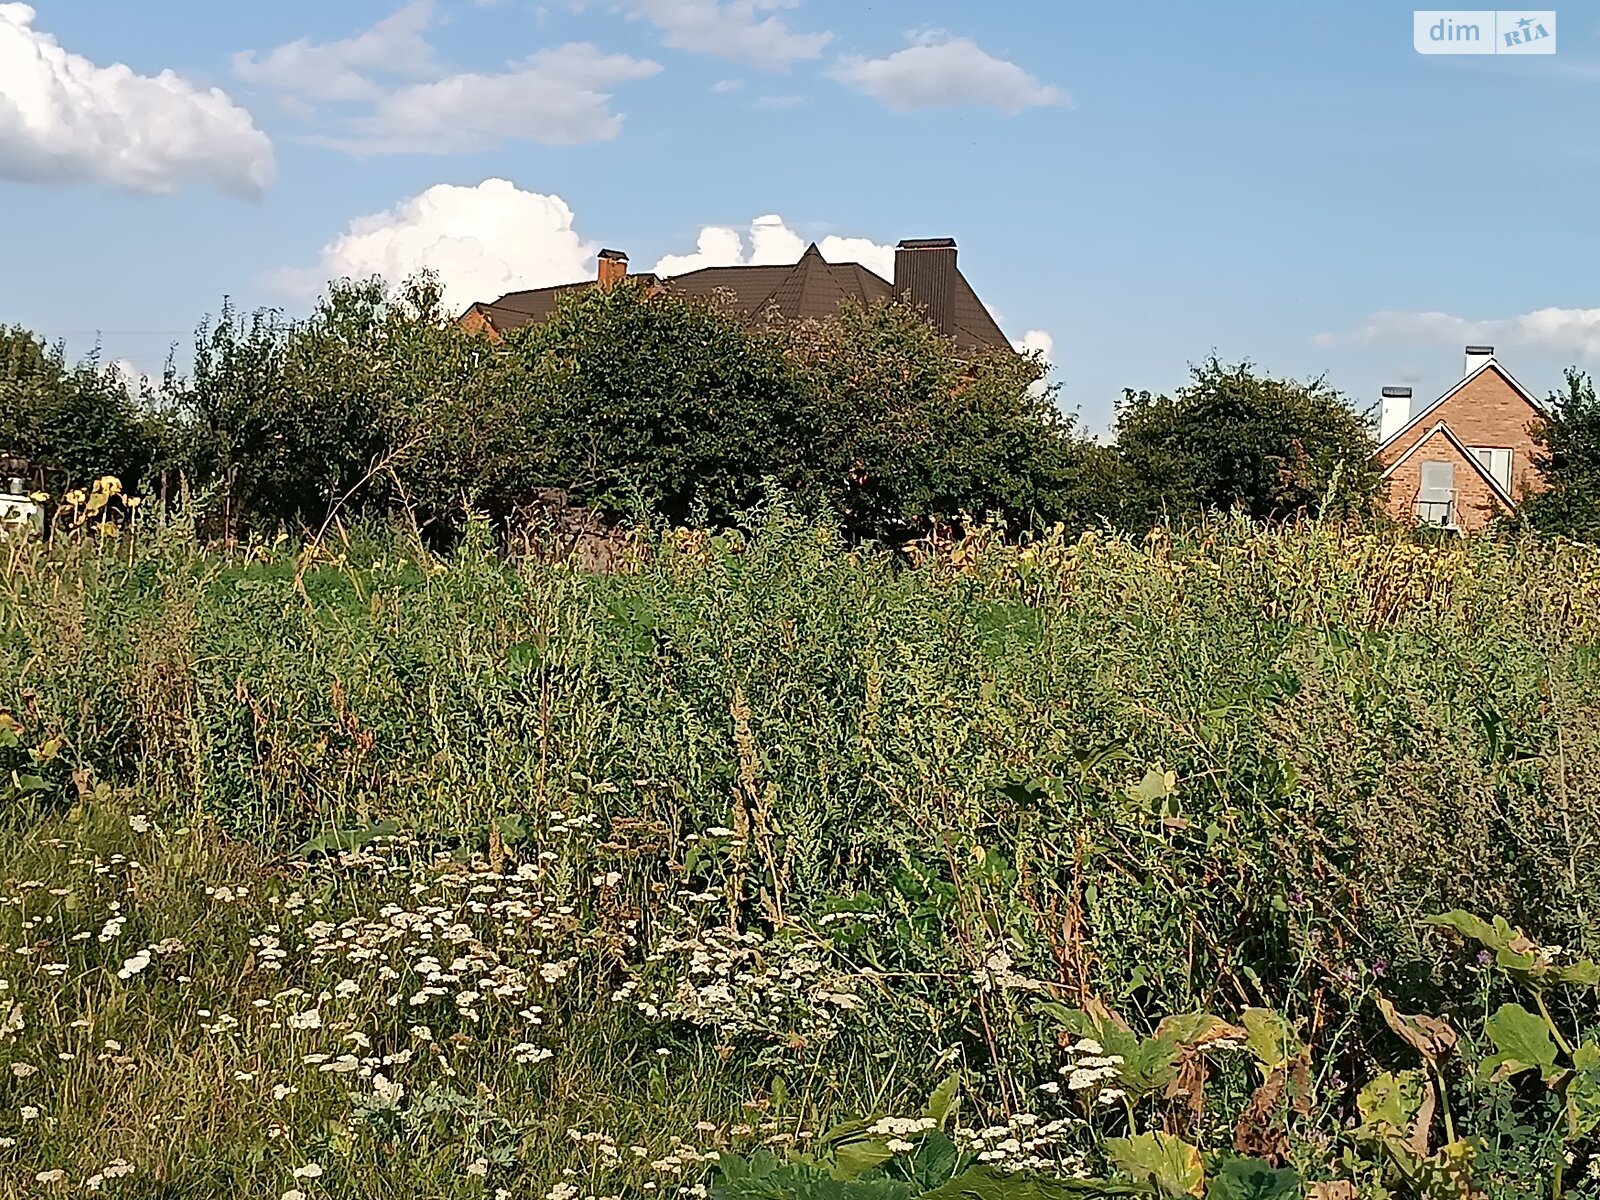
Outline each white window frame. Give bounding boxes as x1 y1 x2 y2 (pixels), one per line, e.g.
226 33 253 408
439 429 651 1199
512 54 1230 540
1468 446 1513 494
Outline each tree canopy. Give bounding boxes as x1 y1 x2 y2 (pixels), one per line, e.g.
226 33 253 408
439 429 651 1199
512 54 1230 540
1523 369 1600 541
1114 356 1381 523
3 279 1406 542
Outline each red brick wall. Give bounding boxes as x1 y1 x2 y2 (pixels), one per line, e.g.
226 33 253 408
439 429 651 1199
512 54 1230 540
458 306 504 343
1382 426 1508 532
1379 367 1544 501
1378 365 1548 529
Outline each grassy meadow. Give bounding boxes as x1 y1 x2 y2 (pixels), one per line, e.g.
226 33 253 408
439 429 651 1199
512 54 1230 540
5 504 1600 1198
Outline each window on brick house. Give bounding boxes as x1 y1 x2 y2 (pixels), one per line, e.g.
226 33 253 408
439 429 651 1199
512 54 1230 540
1416 460 1455 527
1468 447 1513 493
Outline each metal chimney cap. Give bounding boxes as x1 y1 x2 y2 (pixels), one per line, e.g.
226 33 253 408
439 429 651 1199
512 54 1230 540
1465 344 1494 355
597 248 629 261
896 238 957 250
1381 386 1414 397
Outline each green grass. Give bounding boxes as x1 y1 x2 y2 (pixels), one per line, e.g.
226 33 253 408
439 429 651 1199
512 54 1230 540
4 509 1600 1196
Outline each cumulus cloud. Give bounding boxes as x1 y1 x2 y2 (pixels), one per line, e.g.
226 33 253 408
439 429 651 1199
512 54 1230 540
617 0 831 69
1014 329 1054 363
1013 330 1055 396
270 178 598 313
232 0 436 102
830 30 1066 114
0 3 274 197
653 214 894 279
1339 306 1600 361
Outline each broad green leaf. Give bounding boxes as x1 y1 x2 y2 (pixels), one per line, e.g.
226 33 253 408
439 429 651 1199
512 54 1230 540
1034 1001 1180 1101
1127 766 1180 818
925 1073 960 1126
1240 1008 1305 1071
1547 959 1600 988
494 813 528 845
1480 1003 1560 1084
1425 910 1517 954
1356 1070 1428 1145
291 819 400 859
1564 1041 1600 1140
833 1137 896 1180
1425 911 1599 992
1390 1138 1480 1200
505 640 544 673
1107 1131 1205 1197
904 1131 960 1192
1205 1157 1301 1200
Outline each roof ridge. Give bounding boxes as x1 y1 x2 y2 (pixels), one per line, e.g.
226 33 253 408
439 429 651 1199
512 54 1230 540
1378 359 1547 451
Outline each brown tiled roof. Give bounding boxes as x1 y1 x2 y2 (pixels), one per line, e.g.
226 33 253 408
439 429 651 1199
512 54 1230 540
754 244 857 323
660 264 793 313
463 240 1011 354
946 272 1011 354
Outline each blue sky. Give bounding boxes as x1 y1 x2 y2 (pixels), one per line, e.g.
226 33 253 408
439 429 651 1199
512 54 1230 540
1 1 1595 434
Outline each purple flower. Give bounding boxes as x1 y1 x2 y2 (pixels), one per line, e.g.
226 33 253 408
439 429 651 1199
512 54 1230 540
1372 960 1388 978
1476 949 1493 967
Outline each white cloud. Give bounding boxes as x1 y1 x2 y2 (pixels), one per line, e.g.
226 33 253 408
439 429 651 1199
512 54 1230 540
278 189 906 315
0 2 274 197
270 178 598 313
232 0 436 103
830 30 1066 114
616 0 831 69
653 214 895 279
711 78 745 92
1014 329 1054 364
318 44 660 152
233 5 657 153
1342 306 1600 361
1014 330 1055 396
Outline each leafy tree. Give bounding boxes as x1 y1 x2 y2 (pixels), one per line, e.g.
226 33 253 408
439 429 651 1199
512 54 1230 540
1113 356 1381 523
1523 369 1600 540
0 325 165 493
177 276 499 536
505 281 807 526
776 301 1117 539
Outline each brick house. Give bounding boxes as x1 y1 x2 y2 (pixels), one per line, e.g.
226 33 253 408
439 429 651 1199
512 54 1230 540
459 237 1014 355
1376 346 1548 532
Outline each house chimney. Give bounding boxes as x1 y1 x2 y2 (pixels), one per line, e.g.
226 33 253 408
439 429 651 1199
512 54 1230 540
894 238 958 336
597 248 628 288
1464 344 1494 376
1379 386 1413 442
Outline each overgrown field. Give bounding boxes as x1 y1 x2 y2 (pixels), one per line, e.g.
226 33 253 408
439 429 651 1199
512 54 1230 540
5 509 1600 1198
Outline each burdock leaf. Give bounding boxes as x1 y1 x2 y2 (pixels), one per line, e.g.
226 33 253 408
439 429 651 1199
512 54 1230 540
1240 1008 1305 1071
1480 1003 1560 1084
291 819 400 859
1204 1157 1301 1200
1564 1041 1600 1140
1106 1131 1205 1197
